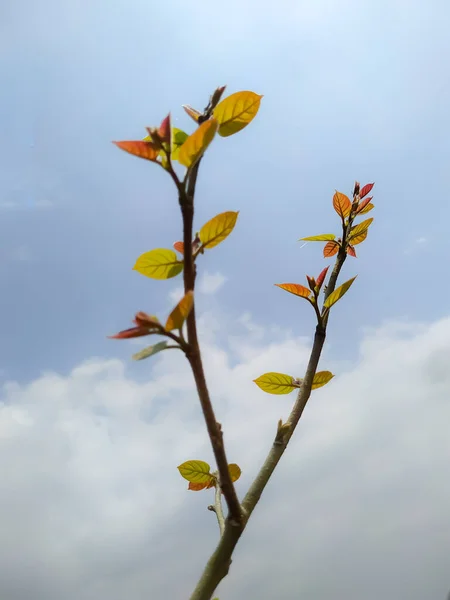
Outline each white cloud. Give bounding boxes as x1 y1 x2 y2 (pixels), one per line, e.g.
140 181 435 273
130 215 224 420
1 313 450 599
198 271 227 295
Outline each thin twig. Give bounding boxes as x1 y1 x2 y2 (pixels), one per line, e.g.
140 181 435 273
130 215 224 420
208 482 225 536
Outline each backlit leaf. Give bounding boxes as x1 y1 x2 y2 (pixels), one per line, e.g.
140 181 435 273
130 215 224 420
213 91 263 137
275 283 311 299
312 371 334 389
132 341 170 361
158 113 171 144
323 240 340 257
333 191 351 219
228 464 241 483
355 196 372 214
300 234 336 242
199 211 238 250
360 182 374 198
182 104 201 123
173 241 184 255
171 128 189 161
323 276 357 309
165 291 194 331
348 229 367 246
316 266 329 289
108 326 156 340
346 244 357 257
188 480 212 491
359 202 374 215
178 460 212 483
253 372 299 395
133 249 183 280
134 312 161 328
178 118 218 168
113 140 160 162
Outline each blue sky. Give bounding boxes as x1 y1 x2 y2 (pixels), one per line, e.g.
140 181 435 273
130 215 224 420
1 0 450 599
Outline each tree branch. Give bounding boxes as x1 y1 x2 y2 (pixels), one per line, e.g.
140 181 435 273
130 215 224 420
208 481 226 536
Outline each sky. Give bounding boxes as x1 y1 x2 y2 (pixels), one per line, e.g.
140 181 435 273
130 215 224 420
1 0 450 598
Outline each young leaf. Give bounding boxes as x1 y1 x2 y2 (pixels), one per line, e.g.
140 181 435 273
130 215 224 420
158 113 171 145
213 91 263 137
165 291 194 332
348 229 368 246
346 244 357 257
253 372 299 395
173 241 184 255
134 312 161 328
113 140 160 162
199 211 239 250
323 240 340 257
188 480 214 491
323 276 357 309
133 249 183 280
182 104 201 123
132 341 171 361
178 118 219 168
275 283 311 299
299 234 336 242
171 128 189 161
178 460 212 483
355 196 372 215
316 266 329 290
333 191 351 219
228 464 242 483
108 325 157 340
358 202 374 215
360 182 375 198
312 371 334 389
348 218 373 245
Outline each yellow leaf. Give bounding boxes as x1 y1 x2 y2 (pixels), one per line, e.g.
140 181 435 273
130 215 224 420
133 249 183 280
333 191 351 219
350 218 373 236
178 460 212 483
275 283 311 299
199 211 239 250
312 371 334 389
228 463 241 483
358 202 374 215
348 229 368 246
165 291 194 332
213 91 263 137
253 372 299 395
300 234 336 242
323 276 357 309
178 118 219 168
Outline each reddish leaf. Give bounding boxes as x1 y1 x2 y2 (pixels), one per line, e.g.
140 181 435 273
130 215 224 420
275 283 311 299
346 244 357 257
182 105 201 123
173 241 184 255
360 183 374 198
134 312 161 328
158 113 171 144
323 240 340 258
108 326 152 340
306 275 316 291
113 140 160 162
355 196 372 214
333 191 352 219
316 266 329 289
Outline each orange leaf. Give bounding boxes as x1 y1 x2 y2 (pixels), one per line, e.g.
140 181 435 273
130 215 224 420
275 283 311 299
333 191 351 219
178 118 218 168
355 196 372 214
173 241 184 255
134 312 161 328
108 326 153 340
347 244 357 257
165 291 194 332
113 140 160 162
360 182 374 198
358 202 374 215
188 481 210 491
323 240 340 258
228 464 241 483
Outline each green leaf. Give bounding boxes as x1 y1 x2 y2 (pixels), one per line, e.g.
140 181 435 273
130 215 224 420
323 276 357 309
133 249 183 280
299 234 336 242
177 460 212 483
253 372 299 395
132 341 170 361
171 128 189 162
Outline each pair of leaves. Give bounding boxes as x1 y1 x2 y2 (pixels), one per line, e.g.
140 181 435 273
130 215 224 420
276 266 329 302
134 211 238 280
253 371 334 395
177 460 241 491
